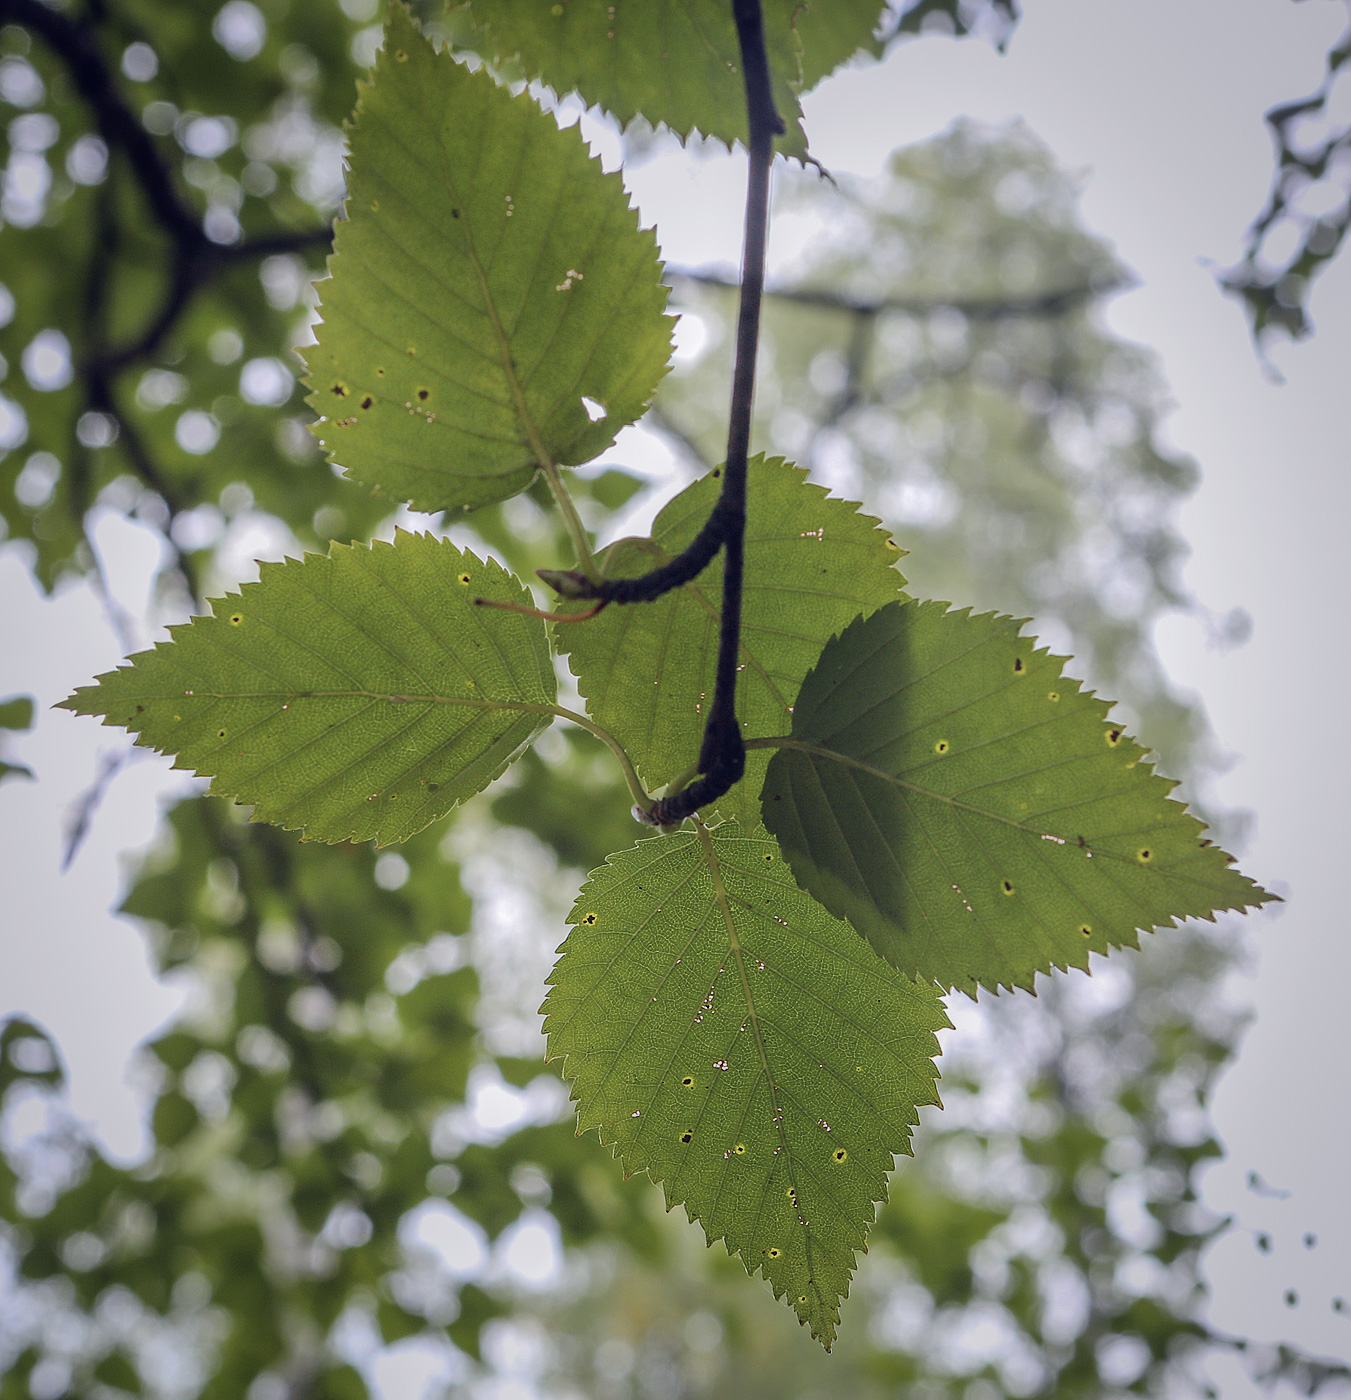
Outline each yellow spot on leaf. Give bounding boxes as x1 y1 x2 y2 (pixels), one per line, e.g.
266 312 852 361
581 912 597 925
229 613 243 625
832 1148 847 1163
934 739 949 754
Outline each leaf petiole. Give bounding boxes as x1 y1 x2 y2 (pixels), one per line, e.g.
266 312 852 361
541 460 601 583
549 703 655 817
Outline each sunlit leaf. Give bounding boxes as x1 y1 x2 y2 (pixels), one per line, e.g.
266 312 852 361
457 0 889 156
306 5 672 513
61 532 556 844
761 600 1274 993
543 821 947 1348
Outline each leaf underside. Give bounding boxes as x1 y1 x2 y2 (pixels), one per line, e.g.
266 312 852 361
459 0 889 156
60 532 556 845
306 6 672 514
558 455 907 828
761 600 1275 995
543 822 947 1348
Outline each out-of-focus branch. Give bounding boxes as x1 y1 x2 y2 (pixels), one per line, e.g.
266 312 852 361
667 267 1131 321
1221 22 1351 351
1 0 202 244
2 0 329 603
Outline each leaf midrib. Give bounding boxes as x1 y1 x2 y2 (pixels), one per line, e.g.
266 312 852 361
694 819 831 1320
754 737 1227 887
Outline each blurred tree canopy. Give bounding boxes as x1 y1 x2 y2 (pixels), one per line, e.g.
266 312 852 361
1 1 1349 1396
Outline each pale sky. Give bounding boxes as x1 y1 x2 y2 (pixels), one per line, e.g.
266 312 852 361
2 1 1349 1392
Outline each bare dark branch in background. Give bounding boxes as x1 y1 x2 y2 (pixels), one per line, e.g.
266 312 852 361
668 266 1131 321
1222 19 1351 352
0 0 330 596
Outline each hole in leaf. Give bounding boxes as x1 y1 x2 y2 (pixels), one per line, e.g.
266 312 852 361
734 1143 746 1155
1013 657 1025 673
679 1131 693 1144
581 912 597 925
580 396 607 422
1137 848 1153 863
681 1076 695 1088
1080 924 1092 937
458 573 472 585
832 1148 847 1163
767 1247 781 1258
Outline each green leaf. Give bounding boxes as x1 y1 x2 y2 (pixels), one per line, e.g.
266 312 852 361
305 6 672 515
0 696 35 731
557 456 906 826
457 0 889 157
760 600 1274 994
60 532 556 845
542 821 947 1348
0 694 35 786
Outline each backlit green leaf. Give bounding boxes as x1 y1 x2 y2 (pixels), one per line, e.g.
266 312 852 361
558 456 906 825
543 821 947 1348
760 600 1274 994
61 532 556 845
306 6 672 514
457 0 888 156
